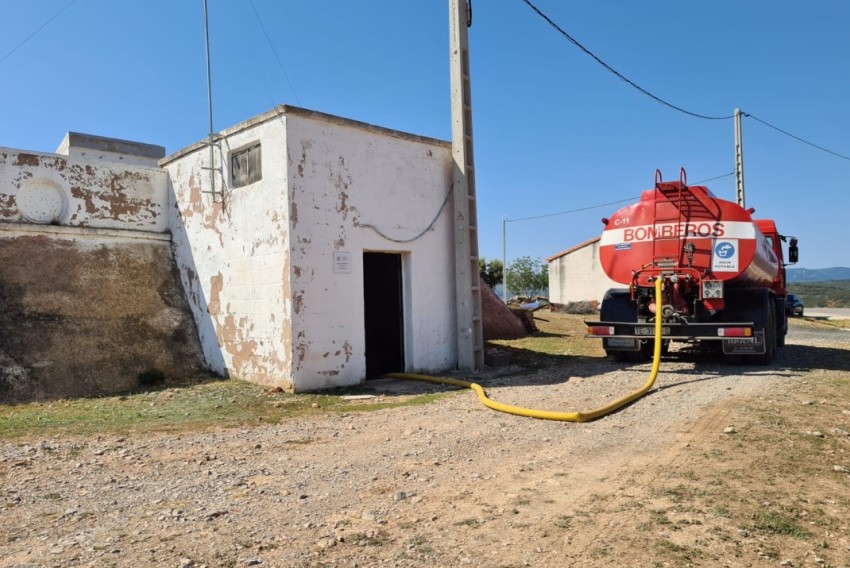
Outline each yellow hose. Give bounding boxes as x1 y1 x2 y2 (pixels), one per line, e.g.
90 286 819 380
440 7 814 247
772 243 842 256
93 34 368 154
383 278 664 422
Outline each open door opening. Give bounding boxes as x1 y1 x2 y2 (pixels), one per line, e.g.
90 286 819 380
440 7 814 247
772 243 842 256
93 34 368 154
363 252 405 379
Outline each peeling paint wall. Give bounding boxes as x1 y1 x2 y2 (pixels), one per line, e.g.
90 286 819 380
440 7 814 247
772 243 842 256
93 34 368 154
163 106 457 392
287 114 456 391
163 118 293 389
0 147 167 231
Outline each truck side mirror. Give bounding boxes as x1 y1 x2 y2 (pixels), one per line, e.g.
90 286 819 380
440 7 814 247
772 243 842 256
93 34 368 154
788 238 799 264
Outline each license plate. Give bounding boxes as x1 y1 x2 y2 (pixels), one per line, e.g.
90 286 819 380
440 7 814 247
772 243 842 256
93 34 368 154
722 332 765 354
607 337 637 347
635 326 670 336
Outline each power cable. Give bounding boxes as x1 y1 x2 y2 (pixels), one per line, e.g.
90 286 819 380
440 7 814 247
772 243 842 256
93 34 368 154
693 171 735 184
507 197 637 223
743 112 850 163
246 0 302 105
507 171 735 223
519 0 734 121
0 0 79 66
355 183 453 243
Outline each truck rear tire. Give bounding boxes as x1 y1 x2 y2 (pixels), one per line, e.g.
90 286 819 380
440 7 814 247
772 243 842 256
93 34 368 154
601 289 637 361
748 297 776 365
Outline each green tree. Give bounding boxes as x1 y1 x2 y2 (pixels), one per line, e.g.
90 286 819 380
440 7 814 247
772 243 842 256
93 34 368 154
479 257 504 290
506 256 548 298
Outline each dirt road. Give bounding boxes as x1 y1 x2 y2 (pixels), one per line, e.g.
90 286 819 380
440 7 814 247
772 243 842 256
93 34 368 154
2 321 849 567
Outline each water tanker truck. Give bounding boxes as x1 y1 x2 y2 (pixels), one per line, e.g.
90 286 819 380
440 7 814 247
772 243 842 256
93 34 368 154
586 169 799 364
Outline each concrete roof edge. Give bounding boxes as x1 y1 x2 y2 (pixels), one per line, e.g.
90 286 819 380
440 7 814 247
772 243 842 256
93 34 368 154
0 145 165 172
64 132 165 159
159 104 451 166
545 236 601 262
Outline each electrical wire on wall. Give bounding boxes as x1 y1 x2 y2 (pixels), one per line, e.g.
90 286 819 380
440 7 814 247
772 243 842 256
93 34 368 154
355 183 454 243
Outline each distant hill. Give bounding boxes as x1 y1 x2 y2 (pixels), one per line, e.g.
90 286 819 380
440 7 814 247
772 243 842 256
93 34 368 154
787 280 850 308
787 267 850 283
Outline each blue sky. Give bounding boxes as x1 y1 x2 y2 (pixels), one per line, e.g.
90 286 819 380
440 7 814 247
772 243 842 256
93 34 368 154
1 0 848 270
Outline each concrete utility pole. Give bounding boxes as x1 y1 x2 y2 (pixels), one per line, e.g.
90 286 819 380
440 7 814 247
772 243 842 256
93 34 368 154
449 0 484 371
502 217 507 302
734 108 746 208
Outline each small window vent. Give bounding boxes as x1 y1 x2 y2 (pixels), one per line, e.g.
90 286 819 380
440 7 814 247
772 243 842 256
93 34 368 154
231 143 262 188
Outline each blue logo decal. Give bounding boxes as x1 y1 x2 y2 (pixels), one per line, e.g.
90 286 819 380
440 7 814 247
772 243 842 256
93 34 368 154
715 241 735 259
614 243 631 251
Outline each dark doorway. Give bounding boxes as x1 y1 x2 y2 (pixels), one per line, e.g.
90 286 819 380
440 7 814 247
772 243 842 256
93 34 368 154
363 252 405 378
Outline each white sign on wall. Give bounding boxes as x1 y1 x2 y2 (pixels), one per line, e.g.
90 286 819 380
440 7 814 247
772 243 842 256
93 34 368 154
333 251 352 274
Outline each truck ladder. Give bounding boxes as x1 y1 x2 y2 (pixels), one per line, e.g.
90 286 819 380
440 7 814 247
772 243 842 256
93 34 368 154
652 168 719 269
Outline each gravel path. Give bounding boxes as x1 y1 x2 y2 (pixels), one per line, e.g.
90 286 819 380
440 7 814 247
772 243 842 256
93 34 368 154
1 325 847 568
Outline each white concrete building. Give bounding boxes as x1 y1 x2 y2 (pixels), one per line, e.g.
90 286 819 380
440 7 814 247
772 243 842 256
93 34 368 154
547 237 621 305
162 105 458 392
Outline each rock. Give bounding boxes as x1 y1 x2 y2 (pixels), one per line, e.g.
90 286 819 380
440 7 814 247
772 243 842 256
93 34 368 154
723 426 737 434
833 465 849 473
484 349 512 367
737 529 749 537
393 491 409 502
179 559 194 568
316 538 336 549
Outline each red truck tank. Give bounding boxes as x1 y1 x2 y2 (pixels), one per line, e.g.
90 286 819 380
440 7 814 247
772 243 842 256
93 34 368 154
586 169 798 364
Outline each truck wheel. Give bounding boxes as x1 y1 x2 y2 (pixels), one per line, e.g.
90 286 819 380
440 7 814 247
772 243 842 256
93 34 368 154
749 300 776 365
601 289 638 362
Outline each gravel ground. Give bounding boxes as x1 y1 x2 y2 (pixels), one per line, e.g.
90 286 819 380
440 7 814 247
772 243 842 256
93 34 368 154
1 324 848 568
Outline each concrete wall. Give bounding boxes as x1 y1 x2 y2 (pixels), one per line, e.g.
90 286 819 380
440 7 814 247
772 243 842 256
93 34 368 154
0 146 167 232
164 114 293 389
548 238 622 304
286 112 455 390
0 225 206 403
163 106 457 392
56 132 166 168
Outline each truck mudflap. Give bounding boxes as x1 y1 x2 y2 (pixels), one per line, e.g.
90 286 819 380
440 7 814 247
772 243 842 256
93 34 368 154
585 320 765 354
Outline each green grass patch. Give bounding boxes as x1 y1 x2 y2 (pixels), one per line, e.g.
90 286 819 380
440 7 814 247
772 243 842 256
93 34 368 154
747 507 812 539
488 312 603 370
0 379 453 440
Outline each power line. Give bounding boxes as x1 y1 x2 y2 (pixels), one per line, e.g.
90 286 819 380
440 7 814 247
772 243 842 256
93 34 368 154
507 171 735 224
694 171 735 184
519 2 850 164
246 0 301 105
743 112 850 162
0 0 79 66
507 196 637 223
519 0 734 121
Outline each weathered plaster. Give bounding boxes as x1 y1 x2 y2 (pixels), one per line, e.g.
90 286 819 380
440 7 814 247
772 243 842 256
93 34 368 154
163 105 456 392
0 145 167 231
286 112 455 390
164 117 293 390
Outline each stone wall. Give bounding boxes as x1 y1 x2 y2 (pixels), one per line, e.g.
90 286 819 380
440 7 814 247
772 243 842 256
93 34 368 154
0 226 206 403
